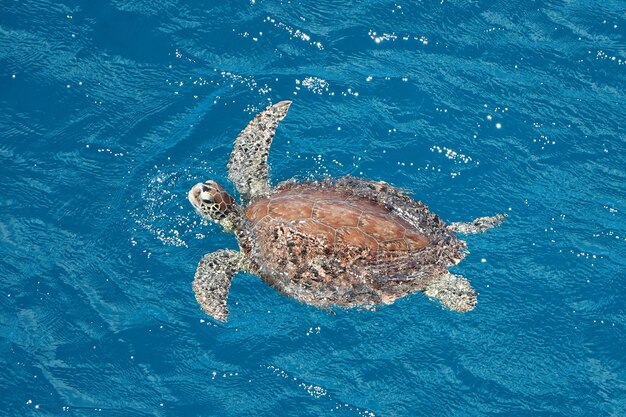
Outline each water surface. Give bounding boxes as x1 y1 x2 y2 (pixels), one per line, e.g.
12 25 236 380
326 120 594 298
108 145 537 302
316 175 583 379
1 1 625 416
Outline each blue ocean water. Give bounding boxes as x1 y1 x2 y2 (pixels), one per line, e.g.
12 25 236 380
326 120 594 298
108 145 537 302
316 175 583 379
1 0 625 415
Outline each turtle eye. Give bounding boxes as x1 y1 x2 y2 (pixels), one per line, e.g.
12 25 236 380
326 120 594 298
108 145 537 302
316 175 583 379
200 191 215 203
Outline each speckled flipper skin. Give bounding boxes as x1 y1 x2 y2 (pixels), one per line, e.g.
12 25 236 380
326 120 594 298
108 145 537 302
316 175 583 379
192 249 246 322
448 214 506 234
424 273 476 312
227 101 292 203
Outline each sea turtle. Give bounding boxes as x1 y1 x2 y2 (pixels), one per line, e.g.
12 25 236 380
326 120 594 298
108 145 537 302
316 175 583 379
188 101 504 322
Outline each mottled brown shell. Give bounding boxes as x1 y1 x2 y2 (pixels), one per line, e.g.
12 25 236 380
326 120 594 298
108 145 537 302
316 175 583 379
245 188 430 253
237 178 465 309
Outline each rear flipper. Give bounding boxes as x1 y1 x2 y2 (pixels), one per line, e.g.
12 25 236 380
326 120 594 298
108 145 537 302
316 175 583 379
423 273 477 312
192 249 245 322
448 214 506 234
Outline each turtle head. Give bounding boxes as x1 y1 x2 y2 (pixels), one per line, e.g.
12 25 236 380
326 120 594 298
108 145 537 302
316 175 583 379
188 181 240 231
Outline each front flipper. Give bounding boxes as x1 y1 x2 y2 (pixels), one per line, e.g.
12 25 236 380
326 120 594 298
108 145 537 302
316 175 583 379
423 273 477 312
448 214 506 234
192 249 245 322
228 100 292 203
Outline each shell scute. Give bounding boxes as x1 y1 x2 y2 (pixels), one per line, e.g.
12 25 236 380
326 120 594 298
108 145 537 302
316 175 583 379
335 227 379 252
245 200 269 222
404 230 430 250
379 239 409 252
358 212 406 241
312 201 361 228
267 198 313 221
297 220 336 245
